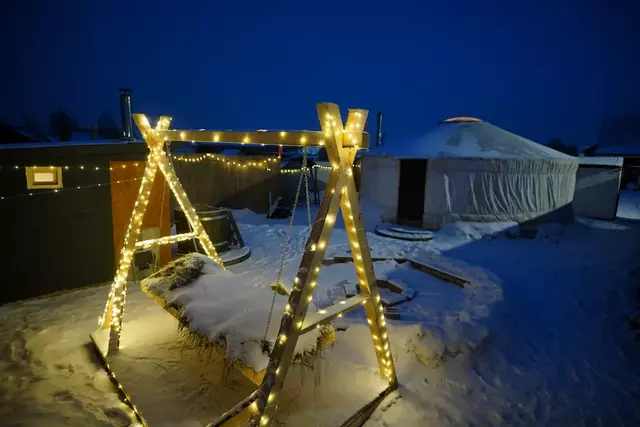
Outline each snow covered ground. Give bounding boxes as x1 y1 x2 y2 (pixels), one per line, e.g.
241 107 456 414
1 197 639 426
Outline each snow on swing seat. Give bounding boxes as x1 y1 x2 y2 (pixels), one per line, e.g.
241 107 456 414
141 253 334 385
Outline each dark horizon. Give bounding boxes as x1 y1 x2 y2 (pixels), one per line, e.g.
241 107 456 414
3 0 639 147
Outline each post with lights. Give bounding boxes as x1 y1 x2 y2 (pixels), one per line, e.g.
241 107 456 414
98 115 226 354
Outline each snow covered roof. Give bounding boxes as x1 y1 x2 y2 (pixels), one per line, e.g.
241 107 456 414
367 121 576 160
578 156 624 167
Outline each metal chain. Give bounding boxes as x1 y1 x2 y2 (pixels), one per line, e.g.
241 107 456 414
303 162 312 229
263 148 308 341
302 156 318 311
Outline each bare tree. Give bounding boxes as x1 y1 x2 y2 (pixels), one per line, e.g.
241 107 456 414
49 110 78 142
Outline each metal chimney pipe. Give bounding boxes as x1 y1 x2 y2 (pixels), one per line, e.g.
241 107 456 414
119 88 133 139
375 112 383 146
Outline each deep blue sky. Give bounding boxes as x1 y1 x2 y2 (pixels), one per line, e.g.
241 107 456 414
3 0 639 147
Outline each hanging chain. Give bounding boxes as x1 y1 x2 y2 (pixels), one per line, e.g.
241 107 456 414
303 161 312 230
302 155 318 311
263 148 308 341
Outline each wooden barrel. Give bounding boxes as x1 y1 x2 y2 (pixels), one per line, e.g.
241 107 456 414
175 206 231 254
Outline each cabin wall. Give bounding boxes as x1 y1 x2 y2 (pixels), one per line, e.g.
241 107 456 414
573 165 623 220
0 142 149 304
0 162 114 303
172 156 280 214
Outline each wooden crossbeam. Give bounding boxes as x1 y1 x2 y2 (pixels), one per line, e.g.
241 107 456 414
147 129 369 149
135 232 198 249
300 294 369 334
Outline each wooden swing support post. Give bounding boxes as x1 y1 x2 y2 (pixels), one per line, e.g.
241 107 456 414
96 102 398 427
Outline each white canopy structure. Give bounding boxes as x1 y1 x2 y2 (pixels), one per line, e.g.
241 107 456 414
361 118 579 229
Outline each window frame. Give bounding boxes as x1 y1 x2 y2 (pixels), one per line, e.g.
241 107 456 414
25 166 64 189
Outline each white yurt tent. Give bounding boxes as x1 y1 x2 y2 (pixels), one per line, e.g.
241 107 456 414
361 118 579 229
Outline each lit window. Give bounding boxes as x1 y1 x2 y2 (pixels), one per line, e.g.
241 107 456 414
25 166 63 189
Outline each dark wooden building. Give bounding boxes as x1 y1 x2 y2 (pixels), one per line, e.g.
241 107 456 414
0 140 286 304
0 140 170 304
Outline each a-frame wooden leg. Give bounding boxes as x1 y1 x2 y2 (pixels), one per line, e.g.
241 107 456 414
338 109 398 385
100 147 161 353
153 149 225 266
245 103 397 427
99 115 225 354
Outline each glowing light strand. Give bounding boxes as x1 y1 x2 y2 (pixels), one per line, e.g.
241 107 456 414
0 177 144 201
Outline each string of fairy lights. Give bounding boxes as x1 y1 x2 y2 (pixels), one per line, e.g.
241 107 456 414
0 163 148 201
1 155 358 201
280 164 360 174
171 153 278 170
0 176 144 201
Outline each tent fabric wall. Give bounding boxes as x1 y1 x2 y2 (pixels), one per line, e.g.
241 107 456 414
360 156 400 222
422 157 578 229
573 165 623 220
362 120 580 230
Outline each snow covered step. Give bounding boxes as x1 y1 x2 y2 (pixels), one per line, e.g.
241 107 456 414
375 225 433 241
135 232 198 249
300 294 369 334
388 226 433 236
219 246 252 266
379 286 416 307
341 280 360 298
379 292 407 307
379 278 405 293
383 307 400 320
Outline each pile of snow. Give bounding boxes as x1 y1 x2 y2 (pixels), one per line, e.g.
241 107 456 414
143 253 324 372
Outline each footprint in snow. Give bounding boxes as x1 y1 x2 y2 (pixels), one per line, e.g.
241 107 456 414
52 389 74 402
54 363 75 374
103 406 134 426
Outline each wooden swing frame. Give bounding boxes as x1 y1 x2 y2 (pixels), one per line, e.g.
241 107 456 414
91 102 398 427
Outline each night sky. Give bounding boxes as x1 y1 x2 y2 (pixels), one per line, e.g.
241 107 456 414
3 0 639 147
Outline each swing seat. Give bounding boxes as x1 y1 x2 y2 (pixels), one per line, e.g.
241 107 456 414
140 253 335 385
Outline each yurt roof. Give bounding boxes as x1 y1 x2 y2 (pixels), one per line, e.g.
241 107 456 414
368 119 576 160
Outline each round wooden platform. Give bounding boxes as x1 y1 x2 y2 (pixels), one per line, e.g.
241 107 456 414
220 246 252 265
374 225 433 241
